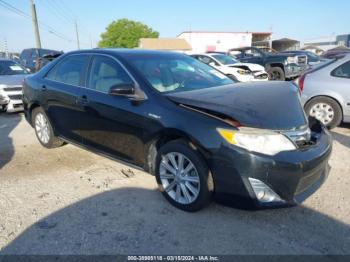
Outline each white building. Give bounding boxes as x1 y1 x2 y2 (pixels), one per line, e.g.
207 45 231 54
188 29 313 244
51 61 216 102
303 36 337 51
177 31 272 54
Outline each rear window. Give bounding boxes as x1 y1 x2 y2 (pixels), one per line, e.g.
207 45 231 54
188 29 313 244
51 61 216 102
331 60 350 78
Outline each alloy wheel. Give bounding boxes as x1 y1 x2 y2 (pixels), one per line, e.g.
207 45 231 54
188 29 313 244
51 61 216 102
309 103 334 125
35 112 50 144
159 152 200 205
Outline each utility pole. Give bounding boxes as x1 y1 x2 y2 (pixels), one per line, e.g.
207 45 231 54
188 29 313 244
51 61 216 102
75 20 80 49
4 38 8 58
29 0 41 48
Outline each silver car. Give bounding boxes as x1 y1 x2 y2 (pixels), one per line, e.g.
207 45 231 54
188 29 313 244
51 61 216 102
300 54 350 128
0 59 29 112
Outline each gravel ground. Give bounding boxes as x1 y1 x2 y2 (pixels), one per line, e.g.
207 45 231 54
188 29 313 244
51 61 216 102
0 113 349 255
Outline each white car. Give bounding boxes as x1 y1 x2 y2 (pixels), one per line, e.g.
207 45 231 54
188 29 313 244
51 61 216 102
191 53 268 82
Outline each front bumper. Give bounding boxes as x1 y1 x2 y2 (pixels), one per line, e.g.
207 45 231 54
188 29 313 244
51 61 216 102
284 64 304 78
209 124 332 209
6 99 23 112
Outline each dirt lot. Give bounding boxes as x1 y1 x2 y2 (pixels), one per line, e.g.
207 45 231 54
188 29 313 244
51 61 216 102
0 113 349 255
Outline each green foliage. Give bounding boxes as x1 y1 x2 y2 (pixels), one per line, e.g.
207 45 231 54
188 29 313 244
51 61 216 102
98 19 159 48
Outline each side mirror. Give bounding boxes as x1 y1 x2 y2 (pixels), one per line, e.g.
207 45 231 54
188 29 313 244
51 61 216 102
209 62 216 67
109 83 135 96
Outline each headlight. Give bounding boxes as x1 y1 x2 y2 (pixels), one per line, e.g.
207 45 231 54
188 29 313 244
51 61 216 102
237 69 251 75
217 128 296 156
286 56 296 64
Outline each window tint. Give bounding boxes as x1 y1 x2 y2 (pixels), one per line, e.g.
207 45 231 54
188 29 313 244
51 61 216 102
87 56 133 93
46 55 87 86
332 61 350 78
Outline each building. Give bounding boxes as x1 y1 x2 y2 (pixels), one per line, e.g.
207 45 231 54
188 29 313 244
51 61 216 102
272 38 300 52
177 31 272 53
138 38 192 53
303 34 350 52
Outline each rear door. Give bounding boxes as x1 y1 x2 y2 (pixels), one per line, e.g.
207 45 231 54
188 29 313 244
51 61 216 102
78 54 146 164
43 54 89 143
331 60 350 118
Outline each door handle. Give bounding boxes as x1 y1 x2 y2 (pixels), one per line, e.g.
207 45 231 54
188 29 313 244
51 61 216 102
77 95 89 105
41 85 47 91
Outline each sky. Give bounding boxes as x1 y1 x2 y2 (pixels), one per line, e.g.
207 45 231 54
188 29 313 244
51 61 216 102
0 0 349 53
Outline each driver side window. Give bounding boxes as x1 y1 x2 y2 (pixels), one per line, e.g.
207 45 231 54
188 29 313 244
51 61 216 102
87 56 133 93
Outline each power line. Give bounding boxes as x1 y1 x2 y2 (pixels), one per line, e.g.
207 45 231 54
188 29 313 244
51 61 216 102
0 0 73 43
38 0 73 25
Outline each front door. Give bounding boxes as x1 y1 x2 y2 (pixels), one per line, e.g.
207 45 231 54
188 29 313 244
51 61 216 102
78 54 146 164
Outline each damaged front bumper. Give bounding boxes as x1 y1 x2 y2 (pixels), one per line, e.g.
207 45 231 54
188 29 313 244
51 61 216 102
209 123 332 209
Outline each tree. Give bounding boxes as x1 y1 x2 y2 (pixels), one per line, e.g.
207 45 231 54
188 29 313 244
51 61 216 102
98 19 159 48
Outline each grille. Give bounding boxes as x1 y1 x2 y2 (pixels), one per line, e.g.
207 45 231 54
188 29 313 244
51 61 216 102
4 86 22 92
297 55 307 65
283 127 311 147
8 94 23 100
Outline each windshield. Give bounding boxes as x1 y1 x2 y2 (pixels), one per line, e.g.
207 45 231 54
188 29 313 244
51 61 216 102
0 60 28 75
128 54 234 93
211 54 239 65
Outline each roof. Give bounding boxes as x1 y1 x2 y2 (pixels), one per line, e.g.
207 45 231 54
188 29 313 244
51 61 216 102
138 38 191 51
272 38 300 44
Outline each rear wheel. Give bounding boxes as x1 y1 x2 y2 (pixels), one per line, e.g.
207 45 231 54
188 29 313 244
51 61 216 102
305 97 342 129
268 67 285 81
155 140 213 212
32 107 65 148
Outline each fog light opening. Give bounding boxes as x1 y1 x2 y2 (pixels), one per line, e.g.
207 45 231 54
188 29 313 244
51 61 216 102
248 178 285 204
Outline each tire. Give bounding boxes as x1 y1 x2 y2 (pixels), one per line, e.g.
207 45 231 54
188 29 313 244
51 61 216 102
0 105 7 112
304 97 342 129
32 107 65 148
268 67 285 81
155 139 213 212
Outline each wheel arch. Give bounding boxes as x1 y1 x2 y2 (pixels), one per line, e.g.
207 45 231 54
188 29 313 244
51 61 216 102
144 129 210 176
27 102 41 126
266 63 285 72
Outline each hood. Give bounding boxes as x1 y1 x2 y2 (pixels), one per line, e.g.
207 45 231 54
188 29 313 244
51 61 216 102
166 82 307 130
0 74 28 86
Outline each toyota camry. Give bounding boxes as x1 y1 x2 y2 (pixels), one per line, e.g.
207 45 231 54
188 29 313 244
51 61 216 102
23 49 332 212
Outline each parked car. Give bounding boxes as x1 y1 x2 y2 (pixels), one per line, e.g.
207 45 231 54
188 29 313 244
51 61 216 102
191 53 268 82
230 47 307 81
320 46 350 59
0 58 29 112
19 48 63 73
299 54 350 128
23 49 332 211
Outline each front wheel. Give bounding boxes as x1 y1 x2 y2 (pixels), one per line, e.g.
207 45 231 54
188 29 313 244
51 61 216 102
155 140 213 212
32 107 65 148
268 67 285 81
305 97 342 129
